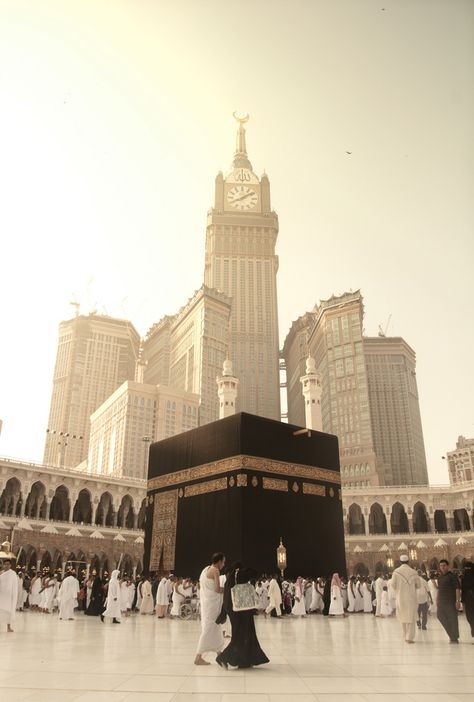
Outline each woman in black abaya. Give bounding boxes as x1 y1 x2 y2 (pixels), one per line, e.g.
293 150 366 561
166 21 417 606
216 564 269 669
85 572 104 616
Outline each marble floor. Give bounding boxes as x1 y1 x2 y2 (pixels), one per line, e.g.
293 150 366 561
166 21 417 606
0 610 472 702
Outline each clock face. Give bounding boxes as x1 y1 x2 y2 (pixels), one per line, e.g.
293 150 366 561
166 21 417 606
227 185 258 211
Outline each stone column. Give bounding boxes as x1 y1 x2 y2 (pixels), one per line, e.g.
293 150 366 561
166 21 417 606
386 507 392 535
133 513 138 530
46 501 52 520
446 510 456 532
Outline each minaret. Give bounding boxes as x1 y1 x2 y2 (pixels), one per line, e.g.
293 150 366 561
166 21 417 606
216 359 239 419
300 356 322 431
135 342 147 384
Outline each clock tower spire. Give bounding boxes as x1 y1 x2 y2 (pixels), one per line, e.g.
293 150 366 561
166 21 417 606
233 112 252 170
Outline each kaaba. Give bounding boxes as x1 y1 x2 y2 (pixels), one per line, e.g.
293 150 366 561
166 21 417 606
144 413 346 578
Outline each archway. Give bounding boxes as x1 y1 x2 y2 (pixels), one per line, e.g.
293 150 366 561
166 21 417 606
0 477 23 516
390 502 409 534
52 549 62 574
369 502 387 534
137 498 147 530
117 495 135 529
120 553 133 576
95 492 114 527
429 557 439 572
453 555 465 571
348 503 365 535
76 551 87 579
40 551 52 572
16 544 35 571
374 560 389 576
413 501 429 533
434 510 448 533
27 548 38 573
454 508 471 531
353 562 369 577
25 481 47 519
50 485 70 521
73 489 92 524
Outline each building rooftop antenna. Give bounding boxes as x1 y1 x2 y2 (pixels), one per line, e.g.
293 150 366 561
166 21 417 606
377 313 392 337
69 300 80 317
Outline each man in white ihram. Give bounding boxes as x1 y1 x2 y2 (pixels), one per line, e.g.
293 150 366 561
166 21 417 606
156 575 169 618
374 572 384 616
0 559 18 633
266 574 282 617
391 554 421 643
58 570 80 620
194 552 225 666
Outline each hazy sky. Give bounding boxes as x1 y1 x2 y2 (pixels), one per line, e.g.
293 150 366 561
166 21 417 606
1 0 472 484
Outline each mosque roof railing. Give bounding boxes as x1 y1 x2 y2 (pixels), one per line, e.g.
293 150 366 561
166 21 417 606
0 456 147 488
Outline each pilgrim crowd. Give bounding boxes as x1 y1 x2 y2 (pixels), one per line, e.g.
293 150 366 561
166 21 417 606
1 551 473 665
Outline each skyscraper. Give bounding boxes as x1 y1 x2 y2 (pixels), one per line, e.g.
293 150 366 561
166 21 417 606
308 291 381 486
43 314 140 468
282 291 429 487
143 286 231 426
203 114 281 420
364 336 428 486
88 380 199 481
446 435 474 484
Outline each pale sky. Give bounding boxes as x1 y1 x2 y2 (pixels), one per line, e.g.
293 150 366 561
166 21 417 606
0 0 472 484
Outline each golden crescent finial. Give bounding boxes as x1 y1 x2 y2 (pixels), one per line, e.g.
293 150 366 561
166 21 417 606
233 111 249 125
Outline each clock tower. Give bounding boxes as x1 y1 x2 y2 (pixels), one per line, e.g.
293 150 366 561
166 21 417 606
204 114 280 420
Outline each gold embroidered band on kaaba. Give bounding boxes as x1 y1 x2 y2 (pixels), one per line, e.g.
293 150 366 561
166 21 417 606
147 454 340 492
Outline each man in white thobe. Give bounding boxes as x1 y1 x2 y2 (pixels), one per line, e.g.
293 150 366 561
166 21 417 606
58 571 80 620
265 574 282 617
391 554 421 643
101 570 122 623
0 560 18 632
194 552 225 665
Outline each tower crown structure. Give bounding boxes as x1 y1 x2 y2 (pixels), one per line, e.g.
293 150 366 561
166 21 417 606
232 112 252 170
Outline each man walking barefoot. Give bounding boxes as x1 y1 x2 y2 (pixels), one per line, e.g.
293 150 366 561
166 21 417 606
0 559 18 633
194 552 225 666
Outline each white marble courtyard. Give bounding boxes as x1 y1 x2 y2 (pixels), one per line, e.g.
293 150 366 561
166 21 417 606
0 612 472 702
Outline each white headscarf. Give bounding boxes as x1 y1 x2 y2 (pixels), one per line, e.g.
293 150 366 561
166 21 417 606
110 569 120 581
